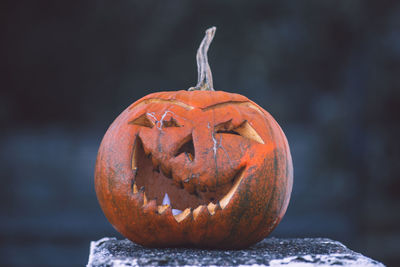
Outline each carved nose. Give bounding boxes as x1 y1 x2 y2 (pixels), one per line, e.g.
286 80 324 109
174 133 195 162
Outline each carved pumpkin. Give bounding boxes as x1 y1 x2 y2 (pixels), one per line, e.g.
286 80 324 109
95 27 293 249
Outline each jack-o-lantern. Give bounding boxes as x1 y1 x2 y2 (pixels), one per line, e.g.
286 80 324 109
95 27 293 249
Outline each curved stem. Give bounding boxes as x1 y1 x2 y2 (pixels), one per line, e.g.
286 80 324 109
188 27 216 91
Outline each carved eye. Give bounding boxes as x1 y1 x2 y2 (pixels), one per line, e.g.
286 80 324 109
129 113 154 128
163 117 181 127
215 120 264 144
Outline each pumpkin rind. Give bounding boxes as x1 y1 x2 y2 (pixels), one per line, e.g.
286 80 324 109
95 90 293 249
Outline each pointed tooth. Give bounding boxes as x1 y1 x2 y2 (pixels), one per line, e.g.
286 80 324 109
162 193 170 206
133 183 138 194
158 204 170 214
133 188 144 205
174 208 191 222
131 138 138 170
193 205 205 220
142 199 157 214
207 202 220 215
143 192 148 205
172 209 182 216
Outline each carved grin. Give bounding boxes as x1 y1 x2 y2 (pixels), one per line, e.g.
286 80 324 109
131 136 245 222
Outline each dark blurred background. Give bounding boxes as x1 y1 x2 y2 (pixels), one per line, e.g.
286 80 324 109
1 1 399 266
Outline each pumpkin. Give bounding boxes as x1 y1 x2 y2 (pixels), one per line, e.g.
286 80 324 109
95 27 293 249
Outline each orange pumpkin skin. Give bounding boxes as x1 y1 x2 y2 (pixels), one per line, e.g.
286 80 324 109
95 90 293 249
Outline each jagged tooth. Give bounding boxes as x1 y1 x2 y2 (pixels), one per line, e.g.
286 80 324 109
133 183 138 194
193 205 205 220
219 169 245 209
158 204 170 214
174 208 191 222
133 189 144 205
142 199 157 214
172 209 182 216
207 202 220 215
131 139 138 170
162 193 171 206
143 192 148 205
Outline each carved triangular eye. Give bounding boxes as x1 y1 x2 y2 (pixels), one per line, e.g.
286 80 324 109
233 121 264 144
215 120 264 144
129 113 154 128
215 120 236 134
163 117 181 127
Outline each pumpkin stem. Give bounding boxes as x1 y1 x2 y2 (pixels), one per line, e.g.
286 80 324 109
188 27 216 91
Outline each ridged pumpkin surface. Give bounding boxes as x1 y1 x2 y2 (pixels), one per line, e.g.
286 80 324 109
95 90 293 249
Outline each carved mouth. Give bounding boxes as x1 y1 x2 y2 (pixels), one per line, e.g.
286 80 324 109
131 136 245 222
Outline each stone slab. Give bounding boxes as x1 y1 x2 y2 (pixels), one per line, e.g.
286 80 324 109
87 237 384 267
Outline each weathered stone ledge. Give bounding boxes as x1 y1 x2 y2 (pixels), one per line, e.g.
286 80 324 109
87 237 384 267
